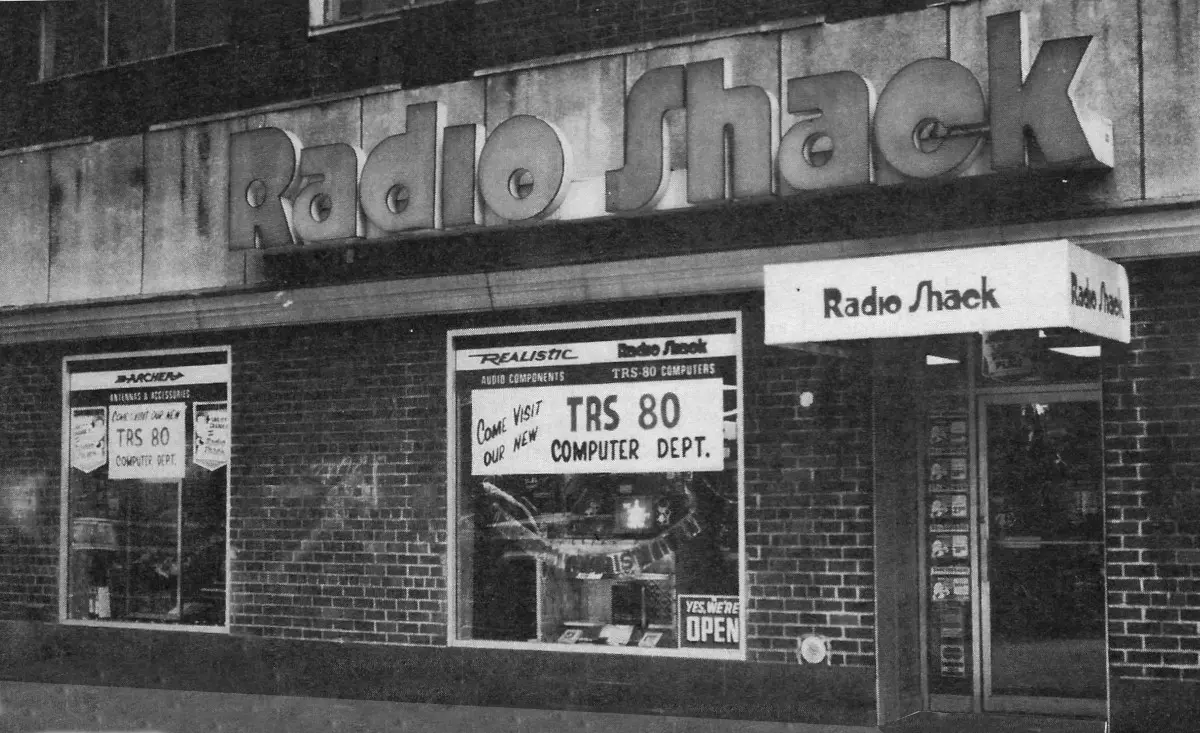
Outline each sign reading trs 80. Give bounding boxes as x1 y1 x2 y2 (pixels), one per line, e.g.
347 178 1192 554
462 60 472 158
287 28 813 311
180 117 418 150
470 379 725 475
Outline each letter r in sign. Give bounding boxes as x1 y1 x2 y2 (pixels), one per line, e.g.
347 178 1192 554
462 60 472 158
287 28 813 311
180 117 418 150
228 127 301 249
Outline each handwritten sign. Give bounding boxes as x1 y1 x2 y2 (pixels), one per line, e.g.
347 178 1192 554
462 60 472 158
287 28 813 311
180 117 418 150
193 402 230 471
70 407 108 473
470 379 724 475
107 402 186 479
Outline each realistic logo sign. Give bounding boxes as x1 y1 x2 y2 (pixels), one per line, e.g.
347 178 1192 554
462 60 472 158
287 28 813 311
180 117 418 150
228 11 1112 250
469 348 578 367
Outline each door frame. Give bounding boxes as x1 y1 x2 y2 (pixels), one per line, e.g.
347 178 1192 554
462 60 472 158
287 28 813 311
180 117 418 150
975 385 1107 718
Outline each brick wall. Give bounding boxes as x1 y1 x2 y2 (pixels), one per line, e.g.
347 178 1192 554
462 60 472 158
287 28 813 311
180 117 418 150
0 343 61 622
0 298 877 666
230 321 448 643
0 0 475 149
473 0 821 69
472 0 930 69
743 329 875 666
1104 257 1200 683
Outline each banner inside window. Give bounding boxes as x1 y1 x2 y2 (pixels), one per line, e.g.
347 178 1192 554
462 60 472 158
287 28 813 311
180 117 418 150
449 314 743 654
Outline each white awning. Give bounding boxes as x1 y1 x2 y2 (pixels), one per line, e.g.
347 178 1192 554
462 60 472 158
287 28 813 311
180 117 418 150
764 240 1129 345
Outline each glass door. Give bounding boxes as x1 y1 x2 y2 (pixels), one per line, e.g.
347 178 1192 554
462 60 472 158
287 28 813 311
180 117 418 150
979 392 1106 717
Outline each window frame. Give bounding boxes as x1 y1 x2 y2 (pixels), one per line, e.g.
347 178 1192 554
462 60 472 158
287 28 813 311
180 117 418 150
445 312 747 659
307 0 457 35
38 0 230 81
58 345 233 633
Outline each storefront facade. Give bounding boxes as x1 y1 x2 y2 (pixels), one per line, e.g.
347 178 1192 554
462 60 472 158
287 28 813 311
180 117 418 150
2 2 1199 731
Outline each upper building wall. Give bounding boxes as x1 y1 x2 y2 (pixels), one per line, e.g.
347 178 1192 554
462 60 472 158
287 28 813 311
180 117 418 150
0 1 1196 310
0 0 475 149
0 0 914 151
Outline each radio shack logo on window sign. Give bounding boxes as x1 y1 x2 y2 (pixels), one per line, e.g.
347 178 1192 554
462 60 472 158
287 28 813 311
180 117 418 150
115 371 185 384
617 339 708 358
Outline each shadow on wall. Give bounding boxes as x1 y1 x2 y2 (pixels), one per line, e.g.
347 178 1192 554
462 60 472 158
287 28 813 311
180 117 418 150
0 469 57 621
289 454 385 559
258 450 443 561
237 450 448 641
0 471 49 540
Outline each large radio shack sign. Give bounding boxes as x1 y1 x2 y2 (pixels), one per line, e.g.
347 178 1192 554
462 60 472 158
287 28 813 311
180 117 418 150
228 11 1112 250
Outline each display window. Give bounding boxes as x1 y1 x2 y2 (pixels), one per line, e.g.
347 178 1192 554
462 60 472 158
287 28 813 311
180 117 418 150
447 313 744 657
60 347 231 630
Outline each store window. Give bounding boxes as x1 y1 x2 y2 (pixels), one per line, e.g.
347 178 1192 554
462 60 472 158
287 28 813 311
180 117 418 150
448 313 744 656
40 0 229 79
309 0 453 30
61 347 231 629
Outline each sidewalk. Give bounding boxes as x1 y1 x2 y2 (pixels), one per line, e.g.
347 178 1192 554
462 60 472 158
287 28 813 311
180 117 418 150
0 681 861 733
883 712 1106 733
0 682 1111 733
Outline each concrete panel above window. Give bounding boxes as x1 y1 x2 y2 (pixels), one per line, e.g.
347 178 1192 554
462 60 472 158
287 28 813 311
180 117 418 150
625 34 781 203
360 80 486 237
48 136 145 303
950 0 1137 201
144 120 249 295
1142 3 1200 200
483 56 625 226
254 99 365 151
781 8 946 189
0 151 50 307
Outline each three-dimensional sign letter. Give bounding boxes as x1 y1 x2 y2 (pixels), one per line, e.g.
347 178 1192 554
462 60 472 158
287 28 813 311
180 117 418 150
779 71 875 192
987 11 1113 171
228 127 300 249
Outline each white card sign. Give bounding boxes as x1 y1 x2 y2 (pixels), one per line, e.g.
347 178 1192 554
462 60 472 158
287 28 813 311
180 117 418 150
193 402 231 471
70 407 107 474
470 378 725 475
107 402 187 479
